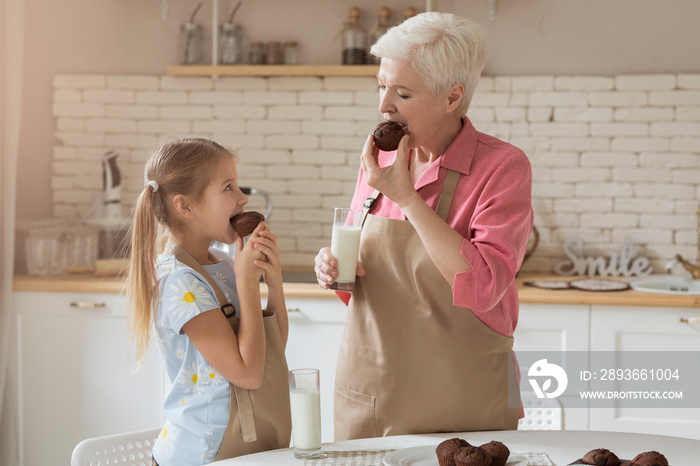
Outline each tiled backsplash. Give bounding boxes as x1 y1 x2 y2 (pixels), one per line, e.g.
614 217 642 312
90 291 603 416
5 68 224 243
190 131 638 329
52 73 700 273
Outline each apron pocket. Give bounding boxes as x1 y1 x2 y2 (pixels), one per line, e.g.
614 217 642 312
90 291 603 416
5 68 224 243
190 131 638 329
333 382 377 440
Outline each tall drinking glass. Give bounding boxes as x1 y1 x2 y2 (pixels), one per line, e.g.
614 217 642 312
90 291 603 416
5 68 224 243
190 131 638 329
329 207 363 291
288 368 322 459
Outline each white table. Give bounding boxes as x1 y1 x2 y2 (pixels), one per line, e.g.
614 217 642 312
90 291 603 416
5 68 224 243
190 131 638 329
212 430 700 465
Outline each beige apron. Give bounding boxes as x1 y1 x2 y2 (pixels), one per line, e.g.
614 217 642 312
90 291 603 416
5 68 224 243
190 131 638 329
165 242 291 460
334 170 521 440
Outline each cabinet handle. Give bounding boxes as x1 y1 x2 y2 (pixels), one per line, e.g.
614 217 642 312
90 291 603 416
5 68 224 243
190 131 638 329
70 301 107 309
287 307 300 313
679 317 700 326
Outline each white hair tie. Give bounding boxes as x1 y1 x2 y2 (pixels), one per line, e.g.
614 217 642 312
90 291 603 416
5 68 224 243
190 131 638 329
147 180 159 192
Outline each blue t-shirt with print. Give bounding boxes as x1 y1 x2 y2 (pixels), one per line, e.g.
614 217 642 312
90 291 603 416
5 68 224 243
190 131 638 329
152 248 240 465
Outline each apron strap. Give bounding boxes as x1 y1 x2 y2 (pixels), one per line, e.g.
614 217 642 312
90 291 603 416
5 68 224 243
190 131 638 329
163 239 259 443
164 240 236 318
361 189 381 227
435 169 460 222
234 387 258 443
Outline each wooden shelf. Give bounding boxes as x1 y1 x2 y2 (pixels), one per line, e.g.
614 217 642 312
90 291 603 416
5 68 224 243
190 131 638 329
165 64 380 77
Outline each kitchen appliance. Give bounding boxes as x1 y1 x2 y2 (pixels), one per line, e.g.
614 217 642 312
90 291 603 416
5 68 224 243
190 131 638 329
241 187 272 220
103 150 121 220
84 151 131 258
211 187 273 255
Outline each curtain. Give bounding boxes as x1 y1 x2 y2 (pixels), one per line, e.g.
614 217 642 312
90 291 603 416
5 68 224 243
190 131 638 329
0 0 24 464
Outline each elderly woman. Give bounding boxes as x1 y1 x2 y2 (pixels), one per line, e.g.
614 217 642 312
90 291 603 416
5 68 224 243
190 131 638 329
315 12 533 440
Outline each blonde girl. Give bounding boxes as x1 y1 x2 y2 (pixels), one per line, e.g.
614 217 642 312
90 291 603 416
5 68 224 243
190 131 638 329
127 138 290 465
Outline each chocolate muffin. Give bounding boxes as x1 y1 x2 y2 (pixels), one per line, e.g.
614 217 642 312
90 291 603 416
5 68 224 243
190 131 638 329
436 438 471 466
372 121 405 151
629 451 668 466
230 211 264 237
479 441 510 466
582 448 622 466
454 446 492 466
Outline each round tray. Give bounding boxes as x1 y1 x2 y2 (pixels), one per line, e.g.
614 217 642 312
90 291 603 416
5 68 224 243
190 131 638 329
568 278 631 292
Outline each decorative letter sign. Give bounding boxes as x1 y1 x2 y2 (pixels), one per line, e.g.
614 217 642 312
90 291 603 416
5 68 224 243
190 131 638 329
554 238 652 277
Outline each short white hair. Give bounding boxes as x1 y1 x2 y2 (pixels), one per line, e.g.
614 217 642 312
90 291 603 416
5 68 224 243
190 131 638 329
370 12 487 115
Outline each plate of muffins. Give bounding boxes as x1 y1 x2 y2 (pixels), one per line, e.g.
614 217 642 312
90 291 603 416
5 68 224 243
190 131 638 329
382 438 528 466
568 447 668 465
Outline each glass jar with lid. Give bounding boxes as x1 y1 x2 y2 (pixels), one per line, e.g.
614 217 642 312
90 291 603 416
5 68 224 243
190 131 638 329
283 41 298 65
338 7 368 65
219 23 247 64
249 41 265 65
266 41 283 65
368 7 392 64
178 22 205 65
403 6 418 21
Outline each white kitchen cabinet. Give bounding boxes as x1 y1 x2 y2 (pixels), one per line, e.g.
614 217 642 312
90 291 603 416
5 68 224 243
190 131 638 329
514 303 590 352
283 296 347 443
589 305 700 440
514 304 590 431
15 291 164 466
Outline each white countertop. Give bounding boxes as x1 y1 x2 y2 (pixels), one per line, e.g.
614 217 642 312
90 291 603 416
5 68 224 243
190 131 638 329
13 273 700 307
212 430 700 465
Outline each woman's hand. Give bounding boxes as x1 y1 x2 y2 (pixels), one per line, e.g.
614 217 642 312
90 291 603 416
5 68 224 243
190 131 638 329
360 133 418 210
314 247 365 289
250 226 283 288
314 247 337 289
233 222 266 283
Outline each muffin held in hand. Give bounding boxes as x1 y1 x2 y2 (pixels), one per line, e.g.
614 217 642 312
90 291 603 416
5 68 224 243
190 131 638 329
230 211 264 237
372 121 405 152
436 438 471 466
582 448 622 466
479 440 510 466
629 451 668 466
453 445 492 466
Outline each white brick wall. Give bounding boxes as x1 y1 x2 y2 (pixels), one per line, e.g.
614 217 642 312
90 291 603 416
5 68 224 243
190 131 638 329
52 73 700 273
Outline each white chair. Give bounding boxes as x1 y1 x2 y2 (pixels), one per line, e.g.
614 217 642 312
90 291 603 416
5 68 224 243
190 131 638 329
71 427 161 466
517 391 563 430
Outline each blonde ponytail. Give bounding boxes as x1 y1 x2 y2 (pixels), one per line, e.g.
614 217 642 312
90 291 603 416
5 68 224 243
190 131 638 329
127 183 160 369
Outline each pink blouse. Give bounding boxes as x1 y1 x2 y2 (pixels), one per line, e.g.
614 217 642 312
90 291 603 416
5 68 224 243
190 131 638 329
338 117 533 337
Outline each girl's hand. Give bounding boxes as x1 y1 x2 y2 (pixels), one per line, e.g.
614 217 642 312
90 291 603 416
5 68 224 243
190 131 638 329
361 133 417 209
314 247 365 289
234 222 266 282
250 226 283 288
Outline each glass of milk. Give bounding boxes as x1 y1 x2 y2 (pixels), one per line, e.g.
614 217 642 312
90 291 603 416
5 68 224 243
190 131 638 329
329 207 363 291
288 368 322 459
